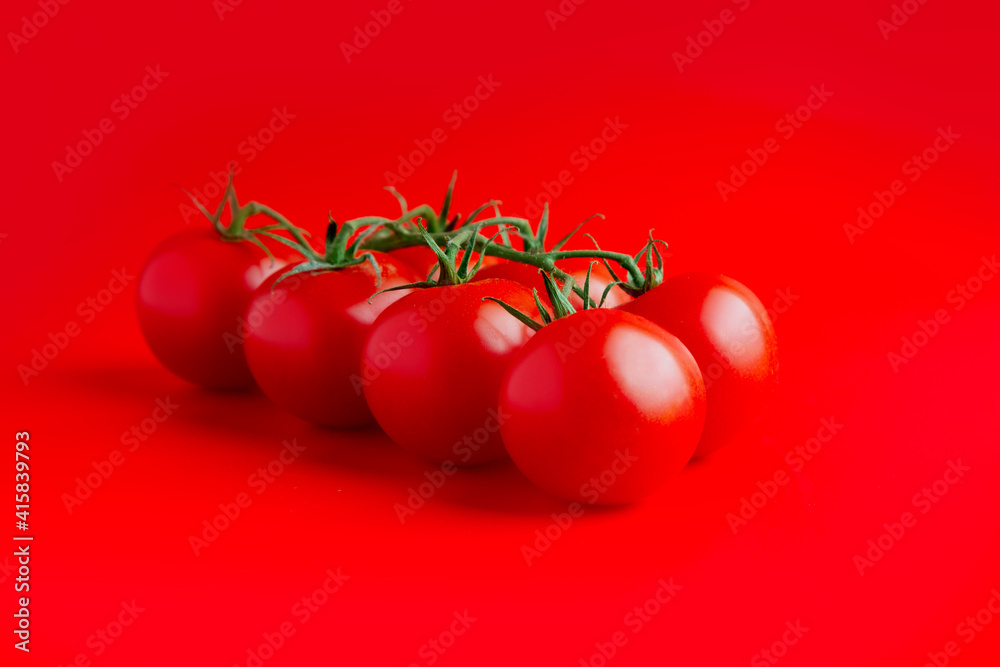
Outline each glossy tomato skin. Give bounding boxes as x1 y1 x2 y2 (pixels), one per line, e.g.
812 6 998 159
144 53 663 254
499 309 706 504
473 258 632 310
619 273 778 457
362 279 537 464
244 252 419 428
136 228 281 389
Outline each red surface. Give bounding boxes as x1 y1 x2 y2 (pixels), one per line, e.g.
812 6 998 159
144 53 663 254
3 0 999 665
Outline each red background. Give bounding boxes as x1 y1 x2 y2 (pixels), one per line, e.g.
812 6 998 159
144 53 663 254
3 0 999 665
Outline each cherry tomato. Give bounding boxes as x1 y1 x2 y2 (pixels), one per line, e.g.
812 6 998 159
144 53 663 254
473 258 632 310
244 252 419 428
619 273 778 456
136 228 281 389
361 279 537 464
499 309 706 504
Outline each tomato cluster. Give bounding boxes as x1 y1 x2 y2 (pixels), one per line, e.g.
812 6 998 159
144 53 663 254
137 180 777 504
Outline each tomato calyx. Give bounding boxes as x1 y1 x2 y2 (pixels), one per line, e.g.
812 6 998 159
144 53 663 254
267 214 400 288
585 231 669 297
309 173 649 306
367 220 513 303
420 220 515 286
375 171 516 264
371 175 635 307
484 265 607 331
180 173 313 264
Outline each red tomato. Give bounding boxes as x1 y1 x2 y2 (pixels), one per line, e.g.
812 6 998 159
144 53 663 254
244 252 419 428
361 279 537 464
473 258 632 310
499 309 706 504
390 246 499 279
619 273 778 456
136 228 282 389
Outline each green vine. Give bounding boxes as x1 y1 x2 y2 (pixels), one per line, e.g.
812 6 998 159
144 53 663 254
184 172 669 306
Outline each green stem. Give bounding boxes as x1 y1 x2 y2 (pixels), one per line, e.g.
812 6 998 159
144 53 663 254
244 202 321 261
359 227 645 303
546 249 645 286
362 231 643 288
202 177 653 297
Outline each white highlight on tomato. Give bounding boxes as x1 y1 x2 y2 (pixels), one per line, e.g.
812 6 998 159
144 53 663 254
604 325 687 418
244 257 286 291
474 300 535 356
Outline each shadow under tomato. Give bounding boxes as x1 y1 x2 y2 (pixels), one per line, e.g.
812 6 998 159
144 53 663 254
55 365 812 522
425 457 666 517
301 424 428 480
59 365 312 447
428 458 577 516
